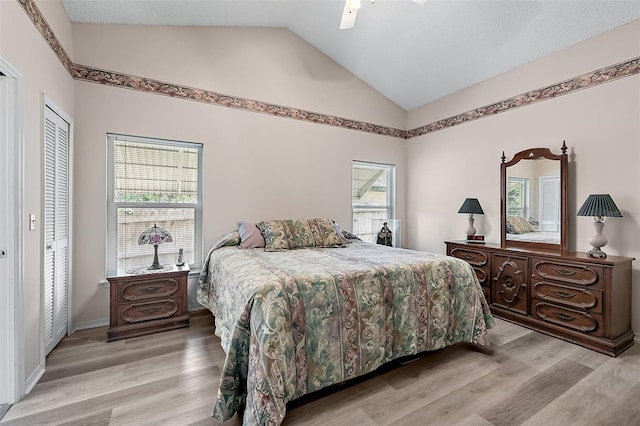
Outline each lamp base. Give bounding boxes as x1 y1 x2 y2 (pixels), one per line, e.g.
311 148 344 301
148 244 163 269
587 247 607 259
465 215 476 238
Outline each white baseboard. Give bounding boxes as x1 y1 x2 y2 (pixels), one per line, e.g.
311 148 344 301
70 318 109 334
23 363 45 397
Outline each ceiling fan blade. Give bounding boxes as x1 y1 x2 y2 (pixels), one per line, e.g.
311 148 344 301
339 0 358 29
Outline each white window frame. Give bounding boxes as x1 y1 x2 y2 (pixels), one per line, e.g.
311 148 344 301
351 160 396 241
106 134 203 275
507 177 529 218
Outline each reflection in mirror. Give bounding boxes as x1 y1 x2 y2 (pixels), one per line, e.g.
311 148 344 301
506 158 560 245
500 143 568 252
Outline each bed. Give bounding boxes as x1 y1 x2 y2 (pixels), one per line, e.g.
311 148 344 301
505 215 560 244
197 222 494 425
506 230 560 244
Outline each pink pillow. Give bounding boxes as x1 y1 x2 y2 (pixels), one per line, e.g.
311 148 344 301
238 222 265 248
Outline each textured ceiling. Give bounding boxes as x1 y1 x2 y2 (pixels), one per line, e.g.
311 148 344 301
60 0 640 111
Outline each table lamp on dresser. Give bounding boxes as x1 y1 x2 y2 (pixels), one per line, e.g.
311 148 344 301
576 193 622 258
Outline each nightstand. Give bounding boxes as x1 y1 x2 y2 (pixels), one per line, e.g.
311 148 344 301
107 265 190 342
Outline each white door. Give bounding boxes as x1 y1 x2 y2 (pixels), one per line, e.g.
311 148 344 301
0 56 23 406
43 105 70 355
539 176 560 232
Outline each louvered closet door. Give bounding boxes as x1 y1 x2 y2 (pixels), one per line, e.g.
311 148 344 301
44 105 70 355
539 176 560 232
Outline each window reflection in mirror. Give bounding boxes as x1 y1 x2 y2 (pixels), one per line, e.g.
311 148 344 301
505 158 560 245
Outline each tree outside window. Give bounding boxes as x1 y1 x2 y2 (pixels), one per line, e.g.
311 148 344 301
507 177 529 218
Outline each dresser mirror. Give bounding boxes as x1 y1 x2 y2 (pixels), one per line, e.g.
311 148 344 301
500 142 568 252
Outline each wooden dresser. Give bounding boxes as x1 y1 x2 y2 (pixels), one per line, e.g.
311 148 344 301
107 265 190 342
446 241 634 356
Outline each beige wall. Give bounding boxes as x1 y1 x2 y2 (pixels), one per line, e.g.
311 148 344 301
70 25 407 328
1 0 75 386
406 20 640 331
71 23 406 129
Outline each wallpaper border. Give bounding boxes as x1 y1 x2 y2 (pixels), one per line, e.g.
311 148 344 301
70 64 406 138
19 0 640 140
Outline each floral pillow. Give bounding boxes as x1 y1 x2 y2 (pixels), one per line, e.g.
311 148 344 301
256 218 345 250
256 220 295 251
306 218 344 247
287 219 317 248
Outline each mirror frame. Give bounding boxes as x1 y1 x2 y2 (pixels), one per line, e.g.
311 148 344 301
500 142 568 252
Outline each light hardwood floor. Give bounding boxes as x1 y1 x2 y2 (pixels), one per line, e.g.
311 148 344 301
2 312 639 426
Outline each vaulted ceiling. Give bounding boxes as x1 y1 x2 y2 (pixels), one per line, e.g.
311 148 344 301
60 0 640 111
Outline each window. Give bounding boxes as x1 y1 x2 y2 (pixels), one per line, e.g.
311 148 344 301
351 161 396 243
107 134 202 275
507 177 529 218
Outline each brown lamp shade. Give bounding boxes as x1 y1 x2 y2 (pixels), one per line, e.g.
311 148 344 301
458 198 484 215
576 194 622 218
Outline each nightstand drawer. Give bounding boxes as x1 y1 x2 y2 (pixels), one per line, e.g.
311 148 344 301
531 258 604 288
116 276 180 303
118 298 183 323
532 301 603 337
532 280 602 314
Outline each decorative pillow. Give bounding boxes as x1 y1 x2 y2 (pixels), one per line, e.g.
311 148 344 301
507 216 535 234
237 222 265 249
256 220 295 251
287 219 317 248
306 218 344 247
331 220 353 245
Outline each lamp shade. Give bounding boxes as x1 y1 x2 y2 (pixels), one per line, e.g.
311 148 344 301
138 224 172 270
458 198 484 215
138 224 173 246
576 194 622 218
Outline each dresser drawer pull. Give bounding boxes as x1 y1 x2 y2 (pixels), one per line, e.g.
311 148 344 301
552 311 576 321
141 306 162 314
463 254 475 260
139 285 162 293
552 289 577 299
554 269 576 277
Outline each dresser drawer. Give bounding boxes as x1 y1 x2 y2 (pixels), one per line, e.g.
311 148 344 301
492 254 529 315
115 276 181 303
532 280 602 314
531 258 604 289
449 247 491 286
532 301 603 337
117 298 182 324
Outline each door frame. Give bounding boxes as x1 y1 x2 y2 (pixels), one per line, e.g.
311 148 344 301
0 56 26 404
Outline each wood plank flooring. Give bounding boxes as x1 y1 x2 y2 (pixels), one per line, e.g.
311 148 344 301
1 311 639 426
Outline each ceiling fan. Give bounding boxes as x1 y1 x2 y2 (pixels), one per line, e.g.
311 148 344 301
339 0 426 30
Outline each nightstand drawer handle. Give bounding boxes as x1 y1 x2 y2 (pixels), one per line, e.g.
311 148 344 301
553 311 576 322
552 290 577 299
554 269 576 277
463 254 475 260
141 306 162 314
140 285 162 293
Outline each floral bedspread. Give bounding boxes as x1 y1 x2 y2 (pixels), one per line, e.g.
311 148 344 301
197 237 494 425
